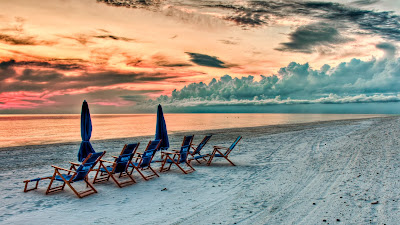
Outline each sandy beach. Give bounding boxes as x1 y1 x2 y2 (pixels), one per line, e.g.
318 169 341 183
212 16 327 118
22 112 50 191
1 116 399 224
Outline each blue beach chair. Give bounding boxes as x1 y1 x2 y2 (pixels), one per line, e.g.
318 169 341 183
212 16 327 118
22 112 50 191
24 151 106 198
93 143 139 187
189 135 212 164
160 135 195 174
207 136 242 166
130 140 161 180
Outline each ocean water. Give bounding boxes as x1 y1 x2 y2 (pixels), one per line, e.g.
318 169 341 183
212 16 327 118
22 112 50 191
0 114 383 148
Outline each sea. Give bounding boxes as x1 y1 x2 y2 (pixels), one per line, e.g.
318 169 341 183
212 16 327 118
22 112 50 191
0 114 383 148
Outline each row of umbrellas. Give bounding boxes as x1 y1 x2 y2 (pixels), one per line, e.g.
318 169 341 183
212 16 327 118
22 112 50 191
78 100 169 161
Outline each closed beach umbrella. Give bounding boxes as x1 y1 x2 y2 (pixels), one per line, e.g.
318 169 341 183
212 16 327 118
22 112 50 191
155 104 169 150
77 100 96 162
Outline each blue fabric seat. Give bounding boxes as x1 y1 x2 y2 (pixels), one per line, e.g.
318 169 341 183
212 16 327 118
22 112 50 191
160 135 196 174
129 140 161 181
93 143 139 188
99 166 113 172
55 174 73 181
188 135 212 164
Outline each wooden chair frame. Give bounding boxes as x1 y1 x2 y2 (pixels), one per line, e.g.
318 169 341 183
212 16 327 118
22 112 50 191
93 144 139 188
160 135 195 174
188 135 212 164
45 152 106 198
207 136 242 166
130 140 161 180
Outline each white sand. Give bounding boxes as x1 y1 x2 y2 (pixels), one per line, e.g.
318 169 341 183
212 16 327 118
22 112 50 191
0 116 399 224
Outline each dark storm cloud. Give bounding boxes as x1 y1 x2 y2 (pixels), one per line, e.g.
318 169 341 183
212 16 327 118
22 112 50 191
0 60 179 92
352 0 380 6
0 34 53 45
186 52 227 68
0 60 17 81
276 22 353 53
229 1 400 41
96 0 400 48
96 0 164 9
0 59 83 70
93 35 135 42
376 42 397 58
226 12 267 27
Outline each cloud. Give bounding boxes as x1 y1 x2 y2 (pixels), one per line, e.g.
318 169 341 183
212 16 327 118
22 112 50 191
0 17 55 46
96 0 164 9
93 35 135 42
0 34 54 46
185 52 227 68
98 0 400 49
276 22 353 53
376 42 397 58
149 55 400 107
352 0 380 6
0 60 179 93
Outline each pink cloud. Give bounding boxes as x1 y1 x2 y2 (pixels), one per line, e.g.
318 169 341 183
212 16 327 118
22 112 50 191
0 91 55 109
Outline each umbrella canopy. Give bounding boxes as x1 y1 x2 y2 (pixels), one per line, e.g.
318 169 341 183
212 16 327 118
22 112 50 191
155 104 169 150
77 100 96 162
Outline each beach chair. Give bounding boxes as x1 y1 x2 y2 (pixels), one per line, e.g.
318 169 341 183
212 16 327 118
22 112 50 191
160 135 195 174
207 136 242 166
93 143 139 187
24 152 106 198
130 140 161 180
189 135 212 164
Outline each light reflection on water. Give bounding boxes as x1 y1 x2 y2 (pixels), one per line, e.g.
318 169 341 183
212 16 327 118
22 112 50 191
0 113 383 148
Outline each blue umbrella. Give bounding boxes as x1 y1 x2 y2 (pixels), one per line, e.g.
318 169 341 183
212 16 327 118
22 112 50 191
77 100 96 162
155 104 169 150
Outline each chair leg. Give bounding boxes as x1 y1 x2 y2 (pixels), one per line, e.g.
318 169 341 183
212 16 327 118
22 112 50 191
159 158 166 172
46 172 58 194
186 161 195 171
207 152 216 166
84 178 98 194
224 156 236 166
134 167 149 181
149 166 160 177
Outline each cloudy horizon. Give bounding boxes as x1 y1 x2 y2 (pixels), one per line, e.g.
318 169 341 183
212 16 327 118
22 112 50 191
0 0 399 114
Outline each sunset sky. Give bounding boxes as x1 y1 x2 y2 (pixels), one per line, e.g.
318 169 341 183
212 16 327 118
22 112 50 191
0 0 399 113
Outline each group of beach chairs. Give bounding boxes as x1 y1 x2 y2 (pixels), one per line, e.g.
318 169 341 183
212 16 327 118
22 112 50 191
23 135 242 198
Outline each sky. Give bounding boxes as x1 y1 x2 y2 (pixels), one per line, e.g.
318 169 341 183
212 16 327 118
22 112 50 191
0 0 399 113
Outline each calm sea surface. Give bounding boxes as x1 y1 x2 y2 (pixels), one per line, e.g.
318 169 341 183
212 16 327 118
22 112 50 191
0 114 383 148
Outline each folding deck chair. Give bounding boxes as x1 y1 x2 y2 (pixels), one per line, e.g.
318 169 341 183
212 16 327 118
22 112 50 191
23 151 106 198
207 136 242 166
189 135 212 164
130 140 161 180
93 143 139 188
160 135 195 174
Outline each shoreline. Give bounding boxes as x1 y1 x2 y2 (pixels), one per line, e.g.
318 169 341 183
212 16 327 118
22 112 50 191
0 115 392 152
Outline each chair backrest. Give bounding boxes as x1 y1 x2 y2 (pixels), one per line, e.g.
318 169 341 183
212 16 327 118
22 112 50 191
179 145 190 163
226 136 242 156
140 140 161 168
193 135 212 155
182 135 194 147
148 139 162 152
121 143 139 155
74 152 105 181
114 153 134 173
